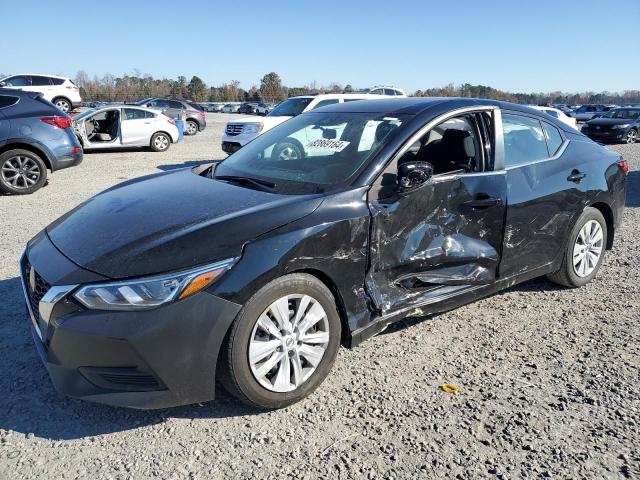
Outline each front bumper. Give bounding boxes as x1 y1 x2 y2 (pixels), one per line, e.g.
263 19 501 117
21 236 242 409
583 128 626 142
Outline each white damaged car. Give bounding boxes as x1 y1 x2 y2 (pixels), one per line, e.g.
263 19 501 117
221 93 381 154
73 105 181 152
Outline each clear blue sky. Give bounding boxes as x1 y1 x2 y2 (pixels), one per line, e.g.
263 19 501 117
1 0 637 94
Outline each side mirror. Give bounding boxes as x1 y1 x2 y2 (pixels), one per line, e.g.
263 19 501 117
398 161 433 190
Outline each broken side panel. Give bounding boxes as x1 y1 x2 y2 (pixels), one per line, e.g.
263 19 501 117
366 173 507 313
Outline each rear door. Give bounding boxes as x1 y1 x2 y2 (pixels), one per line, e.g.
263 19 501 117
120 108 153 145
366 107 507 313
29 75 53 98
498 111 588 277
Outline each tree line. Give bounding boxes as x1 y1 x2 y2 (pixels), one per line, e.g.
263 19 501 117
70 71 640 105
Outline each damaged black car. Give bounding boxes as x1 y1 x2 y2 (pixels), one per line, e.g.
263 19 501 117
21 98 627 409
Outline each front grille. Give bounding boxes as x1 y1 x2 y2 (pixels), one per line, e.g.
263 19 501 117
23 260 50 320
226 124 243 136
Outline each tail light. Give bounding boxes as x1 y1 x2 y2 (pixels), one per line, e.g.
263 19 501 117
199 111 205 118
66 85 79 91
618 159 629 174
71 146 82 155
40 116 72 129
167 118 176 125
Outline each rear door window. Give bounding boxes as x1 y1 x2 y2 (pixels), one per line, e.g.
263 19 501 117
31 76 51 86
502 113 549 167
123 108 147 120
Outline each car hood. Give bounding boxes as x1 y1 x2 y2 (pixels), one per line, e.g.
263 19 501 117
230 115 291 130
46 168 323 279
587 117 635 126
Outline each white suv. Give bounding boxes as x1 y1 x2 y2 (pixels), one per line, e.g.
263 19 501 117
0 74 81 113
222 93 382 154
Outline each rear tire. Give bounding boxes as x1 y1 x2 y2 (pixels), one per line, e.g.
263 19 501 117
625 128 637 144
53 97 71 113
150 132 171 152
0 149 48 195
185 120 198 135
218 273 341 409
547 207 607 288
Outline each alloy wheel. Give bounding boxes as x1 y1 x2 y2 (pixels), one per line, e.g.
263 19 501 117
248 294 330 393
626 130 637 144
573 219 604 277
154 134 169 151
187 122 197 135
278 146 300 161
1 155 41 190
55 99 70 112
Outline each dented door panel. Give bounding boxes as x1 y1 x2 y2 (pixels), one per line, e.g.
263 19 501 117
366 172 507 313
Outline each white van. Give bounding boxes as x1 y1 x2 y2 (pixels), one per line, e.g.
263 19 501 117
221 93 382 154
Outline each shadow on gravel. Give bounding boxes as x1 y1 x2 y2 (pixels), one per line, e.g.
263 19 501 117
156 160 215 171
0 276 264 441
625 170 639 208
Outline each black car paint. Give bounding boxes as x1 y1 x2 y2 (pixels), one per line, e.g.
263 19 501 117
582 112 640 143
22 98 626 408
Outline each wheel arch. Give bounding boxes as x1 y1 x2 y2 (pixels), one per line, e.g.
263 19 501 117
589 201 614 249
0 142 53 170
289 268 351 348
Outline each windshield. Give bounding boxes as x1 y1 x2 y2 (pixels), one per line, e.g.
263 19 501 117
73 108 100 121
603 109 640 119
215 112 409 194
267 98 313 117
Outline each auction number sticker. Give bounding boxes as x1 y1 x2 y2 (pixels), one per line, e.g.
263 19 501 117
306 139 350 152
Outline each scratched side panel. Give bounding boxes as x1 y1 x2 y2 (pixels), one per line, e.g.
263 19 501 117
366 174 506 313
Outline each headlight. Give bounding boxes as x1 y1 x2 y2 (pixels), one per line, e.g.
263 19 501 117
612 124 630 129
242 123 264 134
73 258 235 311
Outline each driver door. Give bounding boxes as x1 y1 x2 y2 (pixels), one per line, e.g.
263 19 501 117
365 108 507 313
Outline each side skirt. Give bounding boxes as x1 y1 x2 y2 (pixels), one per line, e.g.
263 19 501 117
349 261 557 347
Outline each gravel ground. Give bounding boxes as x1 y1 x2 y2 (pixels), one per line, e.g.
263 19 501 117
0 114 638 479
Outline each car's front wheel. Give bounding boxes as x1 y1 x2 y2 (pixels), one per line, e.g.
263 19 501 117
150 132 171 152
218 273 341 409
625 128 637 144
547 207 607 287
185 120 198 135
0 149 48 195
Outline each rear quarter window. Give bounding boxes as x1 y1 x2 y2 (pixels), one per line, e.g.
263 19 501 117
0 95 19 108
50 77 65 85
542 121 563 156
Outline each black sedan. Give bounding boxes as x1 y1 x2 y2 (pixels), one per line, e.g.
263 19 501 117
582 107 640 144
21 98 627 409
237 103 257 114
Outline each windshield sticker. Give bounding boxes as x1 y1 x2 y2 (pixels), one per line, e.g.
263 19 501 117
306 139 350 152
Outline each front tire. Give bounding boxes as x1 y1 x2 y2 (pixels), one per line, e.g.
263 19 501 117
150 132 171 152
53 97 71 113
625 128 637 144
547 207 607 288
0 149 48 195
218 273 341 409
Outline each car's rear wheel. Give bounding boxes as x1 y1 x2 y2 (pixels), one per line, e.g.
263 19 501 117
625 129 637 144
0 149 48 195
150 132 171 152
218 273 341 409
185 120 198 135
547 207 607 288
53 97 71 113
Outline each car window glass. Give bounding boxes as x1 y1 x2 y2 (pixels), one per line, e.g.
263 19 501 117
123 108 147 120
145 111 156 119
545 109 559 118
406 115 484 175
168 100 184 109
3 76 29 86
384 89 396 96
311 99 339 110
0 95 19 108
502 113 548 167
31 76 51 86
586 106 596 112
542 121 563 156
50 77 64 85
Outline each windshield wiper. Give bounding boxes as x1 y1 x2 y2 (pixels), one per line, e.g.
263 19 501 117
215 175 277 192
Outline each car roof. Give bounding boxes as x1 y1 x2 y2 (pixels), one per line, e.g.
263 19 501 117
1 73 68 79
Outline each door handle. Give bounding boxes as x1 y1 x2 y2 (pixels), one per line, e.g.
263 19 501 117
567 170 586 183
462 196 501 209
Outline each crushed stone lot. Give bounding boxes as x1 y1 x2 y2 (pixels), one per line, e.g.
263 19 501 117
0 113 638 479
